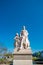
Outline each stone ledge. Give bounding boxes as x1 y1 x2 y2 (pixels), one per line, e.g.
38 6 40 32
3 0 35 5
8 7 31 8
13 48 32 55
13 54 32 60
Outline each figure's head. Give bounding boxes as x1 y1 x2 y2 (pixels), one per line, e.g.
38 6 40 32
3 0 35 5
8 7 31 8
16 33 19 36
21 26 29 36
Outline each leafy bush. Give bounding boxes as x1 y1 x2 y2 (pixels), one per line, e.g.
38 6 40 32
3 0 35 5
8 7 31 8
32 57 38 61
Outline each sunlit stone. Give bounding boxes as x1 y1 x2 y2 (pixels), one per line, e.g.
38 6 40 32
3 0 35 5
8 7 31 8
13 26 33 65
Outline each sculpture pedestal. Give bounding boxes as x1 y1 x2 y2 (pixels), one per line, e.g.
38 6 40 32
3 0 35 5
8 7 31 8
13 48 33 65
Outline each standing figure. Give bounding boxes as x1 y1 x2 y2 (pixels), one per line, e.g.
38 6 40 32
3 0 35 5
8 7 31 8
14 33 20 48
20 26 30 49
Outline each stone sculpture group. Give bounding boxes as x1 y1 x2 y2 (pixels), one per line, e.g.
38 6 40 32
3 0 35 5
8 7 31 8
14 26 30 51
13 26 32 65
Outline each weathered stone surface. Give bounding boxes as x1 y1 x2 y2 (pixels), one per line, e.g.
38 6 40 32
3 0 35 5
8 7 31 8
13 26 33 65
13 47 32 54
13 49 32 65
14 54 32 60
13 60 33 65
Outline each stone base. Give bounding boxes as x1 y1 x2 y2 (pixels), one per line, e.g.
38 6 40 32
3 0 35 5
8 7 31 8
13 60 33 65
13 48 33 65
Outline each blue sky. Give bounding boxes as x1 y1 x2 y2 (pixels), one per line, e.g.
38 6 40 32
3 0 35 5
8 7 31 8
0 0 43 52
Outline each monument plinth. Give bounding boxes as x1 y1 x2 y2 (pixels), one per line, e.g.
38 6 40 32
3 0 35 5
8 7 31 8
13 26 32 65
